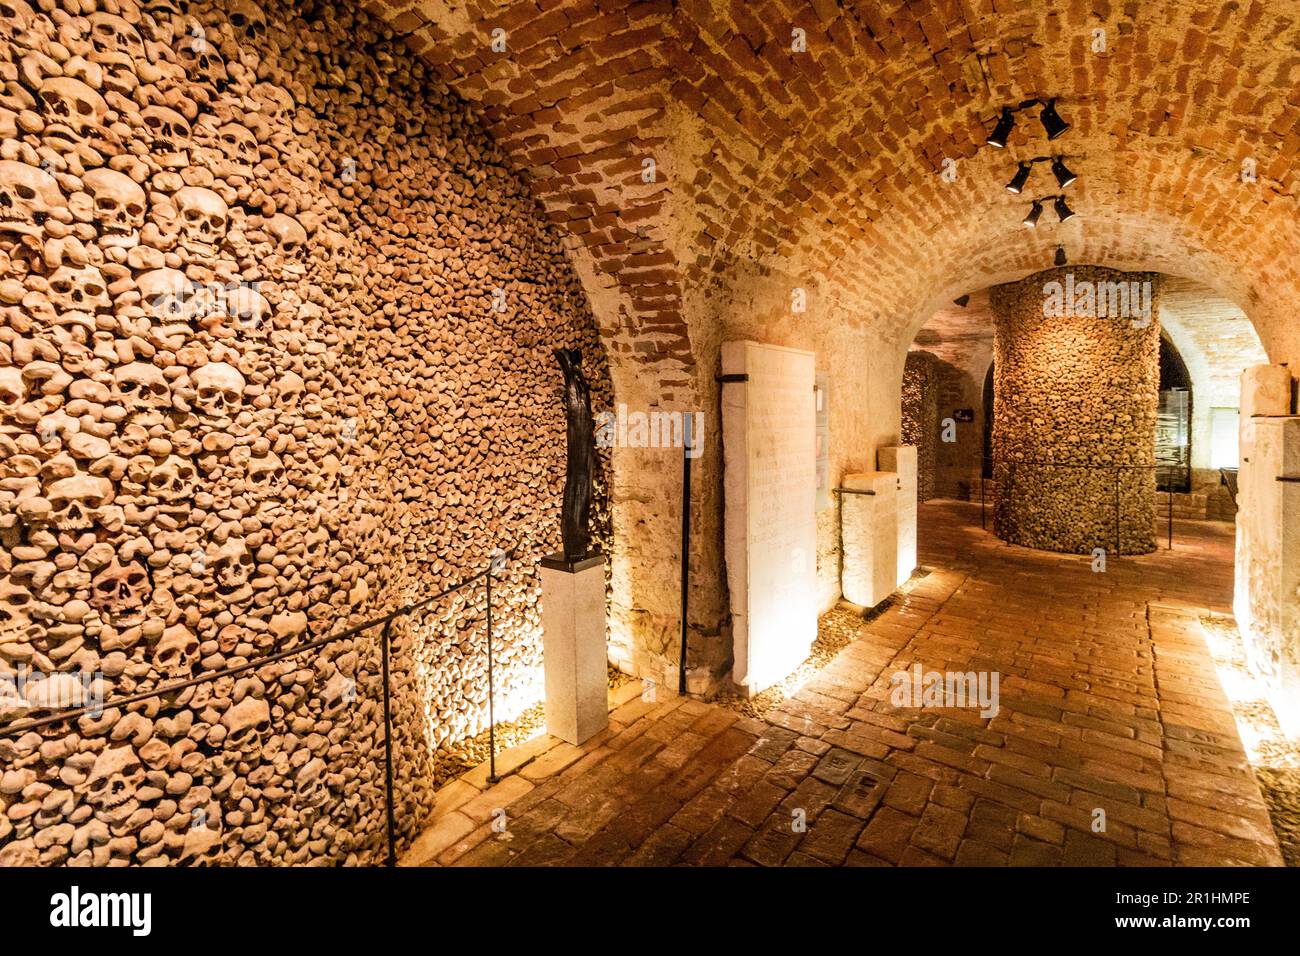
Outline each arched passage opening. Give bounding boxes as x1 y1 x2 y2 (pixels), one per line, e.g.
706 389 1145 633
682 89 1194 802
1158 332 1194 494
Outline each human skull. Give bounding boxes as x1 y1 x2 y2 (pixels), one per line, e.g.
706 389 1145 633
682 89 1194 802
212 537 253 594
221 696 270 757
47 264 109 317
137 268 197 345
293 757 330 811
0 367 27 420
90 558 150 626
87 11 146 61
146 455 196 504
151 622 198 675
246 449 284 494
192 362 244 421
265 213 307 278
0 160 63 237
83 168 146 250
45 474 114 532
0 578 35 643
216 122 258 178
274 370 304 409
142 1 185 39
0 0 42 51
85 746 144 816
38 77 108 151
140 105 192 167
226 0 266 41
251 82 293 125
173 33 227 97
225 284 269 329
85 13 145 95
113 362 170 415
173 186 227 257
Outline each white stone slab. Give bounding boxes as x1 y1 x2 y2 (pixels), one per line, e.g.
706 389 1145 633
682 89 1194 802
1241 364 1292 418
721 340 817 695
879 445 918 585
540 557 608 744
841 470 899 607
1234 416 1300 739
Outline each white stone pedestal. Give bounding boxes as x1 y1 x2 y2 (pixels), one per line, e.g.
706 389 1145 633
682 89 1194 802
841 471 898 608
539 553 608 745
879 446 918 586
721 340 817 696
1234 415 1300 739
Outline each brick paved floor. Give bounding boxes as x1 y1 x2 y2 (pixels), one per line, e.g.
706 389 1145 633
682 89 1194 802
402 501 1285 867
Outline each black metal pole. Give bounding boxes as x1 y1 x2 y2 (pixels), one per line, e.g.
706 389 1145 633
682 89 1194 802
1114 469 1121 557
486 565 497 785
1168 486 1173 549
381 618 395 868
980 469 986 530
679 415 692 696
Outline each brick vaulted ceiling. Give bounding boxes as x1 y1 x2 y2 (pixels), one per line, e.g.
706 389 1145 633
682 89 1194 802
365 0 1300 394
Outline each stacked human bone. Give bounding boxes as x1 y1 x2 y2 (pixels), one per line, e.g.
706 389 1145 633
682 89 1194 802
990 266 1161 555
900 351 937 502
0 0 610 866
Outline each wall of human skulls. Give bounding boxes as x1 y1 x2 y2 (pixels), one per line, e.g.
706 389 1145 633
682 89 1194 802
0 0 610 865
900 352 937 502
990 266 1160 555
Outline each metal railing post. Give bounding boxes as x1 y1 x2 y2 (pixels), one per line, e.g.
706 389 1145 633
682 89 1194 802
1114 469 1121 557
381 618 396 868
679 415 692 696
485 563 497 786
1168 487 1174 549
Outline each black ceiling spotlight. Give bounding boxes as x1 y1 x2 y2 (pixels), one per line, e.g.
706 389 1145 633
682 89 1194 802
1053 194 1076 222
1022 200 1044 228
1008 155 1079 194
987 108 1016 148
1040 98 1070 140
1006 162 1032 193
1054 245 1068 267
953 294 970 307
985 98 1070 148
1051 156 1077 188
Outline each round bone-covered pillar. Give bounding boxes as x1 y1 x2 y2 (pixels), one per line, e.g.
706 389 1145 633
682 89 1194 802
990 266 1162 554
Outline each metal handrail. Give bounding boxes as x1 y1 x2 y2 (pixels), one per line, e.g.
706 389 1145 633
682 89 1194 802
0 549 518 867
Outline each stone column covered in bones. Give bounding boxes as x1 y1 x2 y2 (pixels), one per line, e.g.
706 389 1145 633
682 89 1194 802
0 0 611 867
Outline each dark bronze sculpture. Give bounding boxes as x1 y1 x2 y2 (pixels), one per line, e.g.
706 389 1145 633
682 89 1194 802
555 348 594 562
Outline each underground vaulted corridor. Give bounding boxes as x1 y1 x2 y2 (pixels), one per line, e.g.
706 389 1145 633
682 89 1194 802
2 0 1300 921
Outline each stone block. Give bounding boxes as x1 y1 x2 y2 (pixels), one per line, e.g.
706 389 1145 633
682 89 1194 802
721 340 818 696
878 446 918 584
1240 364 1293 419
1233 416 1300 739
841 471 899 608
540 554 609 745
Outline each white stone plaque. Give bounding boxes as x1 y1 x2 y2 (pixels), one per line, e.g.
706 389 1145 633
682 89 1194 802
879 445 918 585
841 470 899 607
721 340 817 695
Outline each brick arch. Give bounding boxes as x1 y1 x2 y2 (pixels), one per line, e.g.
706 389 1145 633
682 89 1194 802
660 0 1300 366
360 1 707 682
359 0 1300 690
